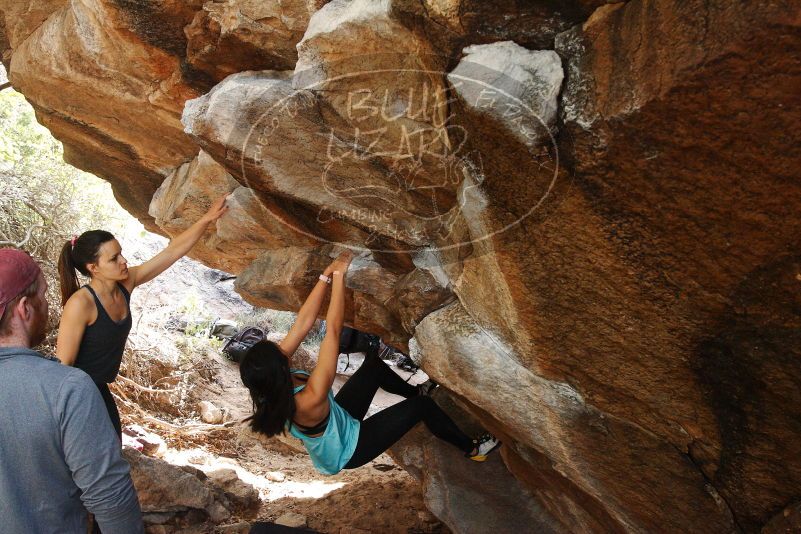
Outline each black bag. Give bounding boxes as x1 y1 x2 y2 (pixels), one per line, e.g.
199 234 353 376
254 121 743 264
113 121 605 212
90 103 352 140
222 326 267 364
338 326 380 355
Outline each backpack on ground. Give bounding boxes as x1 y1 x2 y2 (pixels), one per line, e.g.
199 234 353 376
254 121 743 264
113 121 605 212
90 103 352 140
222 326 267 364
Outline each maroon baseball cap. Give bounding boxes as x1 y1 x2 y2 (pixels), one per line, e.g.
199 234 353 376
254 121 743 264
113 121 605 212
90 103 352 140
0 248 42 318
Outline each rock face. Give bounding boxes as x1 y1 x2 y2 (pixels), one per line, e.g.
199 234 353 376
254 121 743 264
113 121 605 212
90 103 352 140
2 0 800 532
391 390 565 534
413 302 731 533
548 3 801 531
448 41 563 149
2 0 202 220
184 0 323 83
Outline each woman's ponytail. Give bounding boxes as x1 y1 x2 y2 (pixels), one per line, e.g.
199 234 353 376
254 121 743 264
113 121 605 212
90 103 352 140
58 240 80 306
57 230 116 306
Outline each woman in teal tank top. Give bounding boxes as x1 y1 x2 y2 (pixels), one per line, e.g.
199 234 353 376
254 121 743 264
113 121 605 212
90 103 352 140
239 251 501 475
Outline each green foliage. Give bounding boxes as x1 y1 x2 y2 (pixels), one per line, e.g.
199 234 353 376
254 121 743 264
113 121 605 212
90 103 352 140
0 90 127 235
266 310 296 334
174 290 219 355
0 89 135 339
177 292 203 317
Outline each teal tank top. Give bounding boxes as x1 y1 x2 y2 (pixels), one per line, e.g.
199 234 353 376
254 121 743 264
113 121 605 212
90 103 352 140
288 370 360 475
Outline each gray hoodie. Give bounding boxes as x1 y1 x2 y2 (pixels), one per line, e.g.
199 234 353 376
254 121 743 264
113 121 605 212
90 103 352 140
0 347 143 533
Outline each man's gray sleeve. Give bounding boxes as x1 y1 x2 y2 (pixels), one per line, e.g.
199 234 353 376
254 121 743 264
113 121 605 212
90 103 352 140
58 372 144 534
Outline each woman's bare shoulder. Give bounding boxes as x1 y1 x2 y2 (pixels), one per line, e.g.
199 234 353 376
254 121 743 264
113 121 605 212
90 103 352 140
62 288 94 318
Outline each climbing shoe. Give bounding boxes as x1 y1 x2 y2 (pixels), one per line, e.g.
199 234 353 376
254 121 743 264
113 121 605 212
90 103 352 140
417 379 439 396
467 433 501 462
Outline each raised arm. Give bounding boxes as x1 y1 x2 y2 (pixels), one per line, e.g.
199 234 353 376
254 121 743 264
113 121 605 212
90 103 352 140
126 194 229 290
278 252 347 357
302 252 352 401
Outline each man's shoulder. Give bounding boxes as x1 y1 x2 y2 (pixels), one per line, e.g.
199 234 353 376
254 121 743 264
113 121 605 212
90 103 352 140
0 348 93 388
0 350 100 433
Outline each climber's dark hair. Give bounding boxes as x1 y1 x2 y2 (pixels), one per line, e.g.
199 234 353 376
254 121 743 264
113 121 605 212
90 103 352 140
58 230 116 305
239 340 295 437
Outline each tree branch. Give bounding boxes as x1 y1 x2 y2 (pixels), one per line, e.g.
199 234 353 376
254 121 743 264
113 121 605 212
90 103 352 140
0 223 44 247
0 82 12 92
116 374 180 394
22 201 49 224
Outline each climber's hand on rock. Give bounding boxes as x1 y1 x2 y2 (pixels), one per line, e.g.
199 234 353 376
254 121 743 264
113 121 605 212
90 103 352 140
201 193 230 224
326 250 354 276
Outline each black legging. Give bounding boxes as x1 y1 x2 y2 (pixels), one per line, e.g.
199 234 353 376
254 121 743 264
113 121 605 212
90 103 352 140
337 354 474 469
94 381 122 439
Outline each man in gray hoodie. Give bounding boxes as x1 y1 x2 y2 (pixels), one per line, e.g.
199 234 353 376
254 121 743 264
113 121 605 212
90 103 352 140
0 248 144 533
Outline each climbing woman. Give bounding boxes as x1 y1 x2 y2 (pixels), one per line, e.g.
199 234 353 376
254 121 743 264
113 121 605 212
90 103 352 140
56 195 229 437
239 250 500 475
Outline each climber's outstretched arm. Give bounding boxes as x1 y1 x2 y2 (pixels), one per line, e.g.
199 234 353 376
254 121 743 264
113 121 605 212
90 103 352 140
304 252 352 399
279 251 351 358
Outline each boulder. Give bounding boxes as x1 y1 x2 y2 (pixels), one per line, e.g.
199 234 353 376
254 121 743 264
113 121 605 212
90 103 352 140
2 0 202 220
763 501 801 534
207 468 260 510
123 424 168 458
417 0 616 50
124 448 259 528
198 400 224 424
385 265 454 334
448 41 563 149
0 0 66 52
125 447 217 514
235 246 409 350
413 301 734 532
391 391 565 534
275 512 307 528
551 2 801 530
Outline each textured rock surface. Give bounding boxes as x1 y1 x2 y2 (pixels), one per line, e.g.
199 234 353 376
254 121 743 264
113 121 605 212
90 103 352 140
185 0 323 83
206 468 260 510
551 2 801 530
0 0 65 53
148 149 315 273
2 0 800 531
275 512 308 528
2 0 207 221
234 245 411 349
124 447 257 528
762 501 801 534
126 447 214 510
413 302 734 532
419 0 617 51
391 390 564 534
448 41 563 149
198 400 224 424
123 424 168 458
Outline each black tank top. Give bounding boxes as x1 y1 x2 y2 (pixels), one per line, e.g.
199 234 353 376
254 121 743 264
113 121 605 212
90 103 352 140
74 283 132 384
